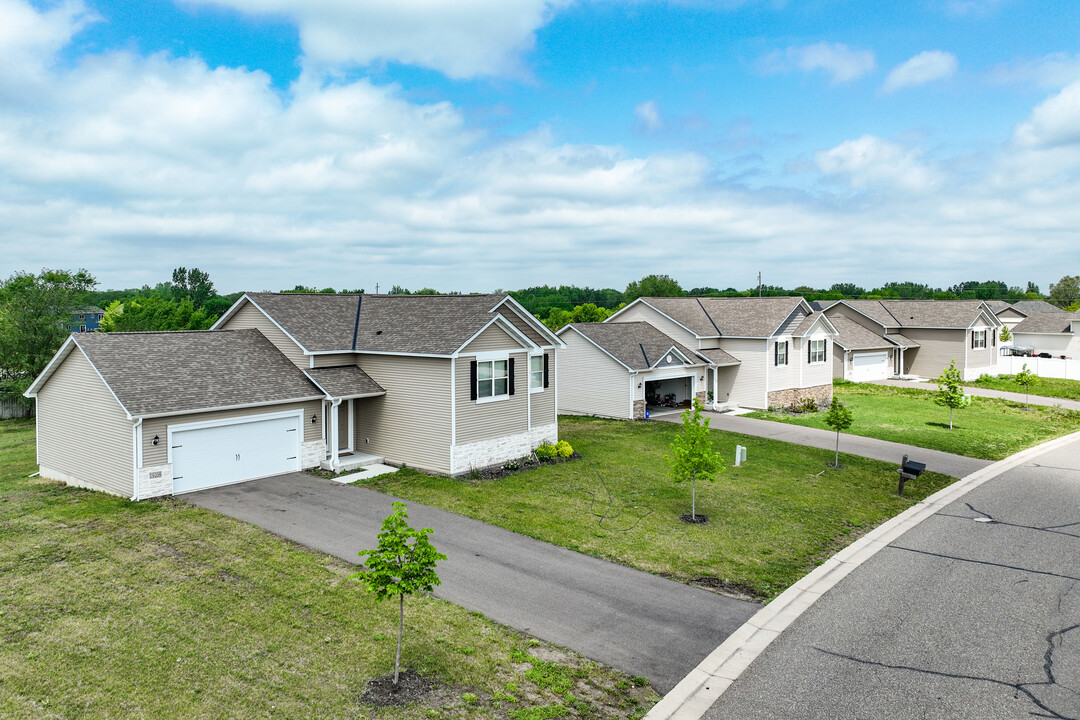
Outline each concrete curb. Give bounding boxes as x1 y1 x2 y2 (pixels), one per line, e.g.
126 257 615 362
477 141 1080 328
643 429 1080 720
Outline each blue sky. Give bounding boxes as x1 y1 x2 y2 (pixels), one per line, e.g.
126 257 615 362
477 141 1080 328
3 0 1079 294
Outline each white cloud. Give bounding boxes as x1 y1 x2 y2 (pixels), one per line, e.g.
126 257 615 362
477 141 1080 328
634 100 663 132
0 0 96 96
882 50 958 92
183 0 571 79
759 42 876 84
815 136 938 192
1013 80 1080 149
988 52 1080 89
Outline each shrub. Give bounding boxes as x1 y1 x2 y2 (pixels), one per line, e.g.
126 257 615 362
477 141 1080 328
555 440 574 458
534 444 557 460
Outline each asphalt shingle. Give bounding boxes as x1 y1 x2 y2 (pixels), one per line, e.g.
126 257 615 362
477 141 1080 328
305 366 385 398
565 322 704 370
1011 312 1080 334
636 297 810 338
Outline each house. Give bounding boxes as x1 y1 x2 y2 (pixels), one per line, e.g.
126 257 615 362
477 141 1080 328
989 299 1063 333
557 297 837 415
556 321 739 419
69 306 105 332
1010 312 1080 359
827 315 903 382
820 300 1002 380
25 293 563 499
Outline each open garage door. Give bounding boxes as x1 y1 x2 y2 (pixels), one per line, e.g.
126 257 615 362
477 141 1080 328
169 411 302 494
851 352 889 382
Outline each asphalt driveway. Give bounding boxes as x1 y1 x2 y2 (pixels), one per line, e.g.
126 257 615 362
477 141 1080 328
184 473 758 693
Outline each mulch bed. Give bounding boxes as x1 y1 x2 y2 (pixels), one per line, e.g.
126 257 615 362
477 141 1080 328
679 513 709 524
465 452 582 481
360 669 436 707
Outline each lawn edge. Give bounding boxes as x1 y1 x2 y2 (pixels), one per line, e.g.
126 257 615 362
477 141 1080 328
643 428 1080 720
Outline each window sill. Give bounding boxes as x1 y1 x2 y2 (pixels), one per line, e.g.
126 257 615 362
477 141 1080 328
476 394 510 404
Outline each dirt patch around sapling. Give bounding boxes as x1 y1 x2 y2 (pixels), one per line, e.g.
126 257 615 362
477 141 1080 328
360 668 437 707
679 513 708 524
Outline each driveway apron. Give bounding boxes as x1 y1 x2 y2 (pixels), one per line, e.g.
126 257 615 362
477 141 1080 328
184 473 759 693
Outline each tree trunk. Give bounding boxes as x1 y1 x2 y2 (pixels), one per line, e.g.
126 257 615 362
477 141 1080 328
691 473 696 520
395 593 403 685
834 429 840 466
949 407 953 430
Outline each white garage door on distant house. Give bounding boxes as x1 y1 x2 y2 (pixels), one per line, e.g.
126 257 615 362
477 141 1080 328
169 411 302 494
852 352 889 382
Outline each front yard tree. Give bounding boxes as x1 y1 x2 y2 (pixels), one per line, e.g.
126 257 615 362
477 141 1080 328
1000 325 1012 343
1014 363 1038 410
933 359 971 430
354 502 446 685
824 396 854 467
667 398 724 521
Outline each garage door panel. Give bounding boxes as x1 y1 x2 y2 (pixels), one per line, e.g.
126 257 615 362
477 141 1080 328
171 413 301 494
852 352 889 382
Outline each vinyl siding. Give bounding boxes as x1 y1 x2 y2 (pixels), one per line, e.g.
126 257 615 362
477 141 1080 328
498 307 549 347
461 324 525 354
1013 333 1080 357
311 353 358 368
556 331 632 418
529 353 556 427
455 351 529 445
768 338 795 390
221 301 308 369
966 326 999 377
833 349 846 379
609 304 702 349
142 400 322 467
36 348 134 497
352 355 452 474
901 328 966 377
719 338 768 409
802 334 834 388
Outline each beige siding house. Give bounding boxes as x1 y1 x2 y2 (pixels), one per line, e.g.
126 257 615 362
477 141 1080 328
560 297 838 414
1011 312 1080 358
26 293 564 498
820 300 1002 381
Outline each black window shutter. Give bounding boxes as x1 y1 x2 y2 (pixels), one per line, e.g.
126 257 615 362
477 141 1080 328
971 332 975 349
823 340 827 362
543 352 549 387
508 358 515 395
470 361 477 401
808 341 811 363
774 342 779 366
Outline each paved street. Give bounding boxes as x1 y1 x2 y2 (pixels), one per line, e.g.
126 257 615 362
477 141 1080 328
185 474 758 693
704 435 1080 719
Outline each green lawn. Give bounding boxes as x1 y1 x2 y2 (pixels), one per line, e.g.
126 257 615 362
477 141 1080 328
0 419 656 719
362 416 955 601
746 382 1080 460
966 373 1080 401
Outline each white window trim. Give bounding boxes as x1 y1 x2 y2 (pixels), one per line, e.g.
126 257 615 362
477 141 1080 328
476 357 511 404
529 353 544 393
776 340 788 366
809 338 827 364
973 329 987 349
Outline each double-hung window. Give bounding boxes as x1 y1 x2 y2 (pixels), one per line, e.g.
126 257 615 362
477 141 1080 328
775 341 788 366
530 355 544 391
477 359 509 400
972 330 986 349
809 339 826 364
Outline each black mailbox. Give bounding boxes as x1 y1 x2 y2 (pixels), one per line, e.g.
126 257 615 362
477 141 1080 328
897 454 925 496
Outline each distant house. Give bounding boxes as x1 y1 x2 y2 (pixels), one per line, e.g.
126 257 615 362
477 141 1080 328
25 293 563 499
820 300 1002 380
69 306 105 333
556 297 836 416
1011 312 1080 359
988 299 1063 333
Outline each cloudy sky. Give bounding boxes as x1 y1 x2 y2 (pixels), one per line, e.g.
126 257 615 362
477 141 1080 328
2 0 1078 294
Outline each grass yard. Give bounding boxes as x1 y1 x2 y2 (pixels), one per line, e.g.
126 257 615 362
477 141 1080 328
0 419 657 720
966 373 1080 402
745 382 1080 460
362 416 955 601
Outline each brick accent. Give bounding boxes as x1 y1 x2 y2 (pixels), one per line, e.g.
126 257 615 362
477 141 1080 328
694 391 707 406
452 423 558 475
301 440 326 469
767 384 833 409
137 464 173 499
633 400 646 419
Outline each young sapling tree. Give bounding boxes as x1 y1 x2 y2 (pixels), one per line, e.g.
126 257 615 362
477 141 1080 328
824 396 854 467
1014 363 1038 410
667 398 724 522
933 359 971 430
999 325 1012 343
354 502 446 685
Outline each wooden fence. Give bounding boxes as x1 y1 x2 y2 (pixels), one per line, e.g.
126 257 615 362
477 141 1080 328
0 395 34 419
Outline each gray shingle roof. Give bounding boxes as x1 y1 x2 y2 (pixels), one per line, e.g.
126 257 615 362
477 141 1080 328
1011 312 1080 334
834 300 993 329
566 322 703 370
636 297 810 337
693 347 741 367
884 333 920 349
74 329 323 417
1011 300 1064 315
829 316 896 351
245 293 547 355
984 300 1012 313
304 366 386 399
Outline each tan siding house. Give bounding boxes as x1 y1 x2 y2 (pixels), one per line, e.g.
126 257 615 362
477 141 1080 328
556 329 631 418
224 302 308 369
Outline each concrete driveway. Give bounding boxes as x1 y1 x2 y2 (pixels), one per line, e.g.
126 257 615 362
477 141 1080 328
184 473 758 693
701 434 1080 719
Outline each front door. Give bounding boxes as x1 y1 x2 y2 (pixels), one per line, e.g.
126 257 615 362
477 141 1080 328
337 400 352 453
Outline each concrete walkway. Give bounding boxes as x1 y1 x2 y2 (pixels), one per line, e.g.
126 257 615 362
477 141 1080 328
184 474 758 694
646 430 1080 720
652 411 991 479
872 378 1080 411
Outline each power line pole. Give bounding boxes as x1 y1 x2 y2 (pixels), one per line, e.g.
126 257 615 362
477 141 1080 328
757 272 762 298
376 283 380 294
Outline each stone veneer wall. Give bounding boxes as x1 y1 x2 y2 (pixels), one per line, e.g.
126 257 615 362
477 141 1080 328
694 391 707 406
136 464 173 499
452 424 558 475
632 400 646 420
302 440 325 469
767 384 833 409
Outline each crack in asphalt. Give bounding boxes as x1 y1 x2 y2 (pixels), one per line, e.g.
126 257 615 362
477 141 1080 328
934 503 1080 540
886 545 1080 583
816 624 1080 720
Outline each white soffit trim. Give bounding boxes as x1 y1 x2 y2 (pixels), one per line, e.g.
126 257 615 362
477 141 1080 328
453 316 536 357
23 335 77 397
649 345 698 369
490 295 567 348
214 295 314 356
559 326 634 372
137 396 325 420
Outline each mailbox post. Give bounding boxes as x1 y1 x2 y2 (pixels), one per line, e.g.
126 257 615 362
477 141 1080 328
897 454 926 496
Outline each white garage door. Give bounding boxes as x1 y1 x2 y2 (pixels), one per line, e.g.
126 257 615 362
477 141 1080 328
852 352 889 382
169 412 302 494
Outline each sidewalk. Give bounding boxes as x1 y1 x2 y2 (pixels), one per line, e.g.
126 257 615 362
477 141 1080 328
652 411 991 479
871 378 1080 411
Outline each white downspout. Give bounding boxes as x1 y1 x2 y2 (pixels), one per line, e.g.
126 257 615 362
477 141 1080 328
130 418 143 501
330 398 342 472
